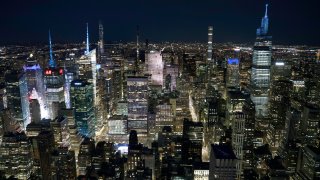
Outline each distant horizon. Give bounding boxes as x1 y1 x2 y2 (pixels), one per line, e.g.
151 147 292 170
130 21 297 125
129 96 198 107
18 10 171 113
1 0 319 46
1 40 319 48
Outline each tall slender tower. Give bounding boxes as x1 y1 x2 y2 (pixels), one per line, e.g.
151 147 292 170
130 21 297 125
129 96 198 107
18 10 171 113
250 4 272 117
49 30 56 68
98 21 104 54
44 30 65 119
207 26 213 63
85 23 90 55
135 25 140 74
136 25 140 62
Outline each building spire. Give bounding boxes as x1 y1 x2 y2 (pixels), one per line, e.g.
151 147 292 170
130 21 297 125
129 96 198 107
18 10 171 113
48 30 55 68
265 4 268 17
85 23 90 55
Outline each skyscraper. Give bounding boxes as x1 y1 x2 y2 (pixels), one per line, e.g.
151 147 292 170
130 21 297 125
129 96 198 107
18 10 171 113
98 21 104 55
145 51 164 87
5 70 30 129
209 144 237 180
0 132 33 179
97 21 108 65
70 79 95 138
44 31 65 119
226 58 240 88
51 148 77 180
127 76 149 139
23 58 46 117
207 26 213 63
76 24 99 127
250 4 272 117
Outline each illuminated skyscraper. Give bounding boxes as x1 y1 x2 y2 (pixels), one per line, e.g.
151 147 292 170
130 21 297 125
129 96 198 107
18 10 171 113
76 24 99 126
207 26 213 63
51 148 77 180
23 58 45 112
44 31 65 119
70 79 95 138
250 4 272 117
98 21 104 55
163 64 179 91
127 76 148 138
226 58 240 88
0 132 33 179
97 21 108 65
108 115 128 143
231 112 247 179
5 70 30 129
145 50 164 87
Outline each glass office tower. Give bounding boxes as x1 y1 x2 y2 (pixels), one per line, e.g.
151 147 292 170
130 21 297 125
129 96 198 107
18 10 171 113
70 79 95 138
250 4 272 117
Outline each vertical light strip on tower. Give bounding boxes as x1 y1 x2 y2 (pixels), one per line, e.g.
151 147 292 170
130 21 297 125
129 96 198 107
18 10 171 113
207 26 213 62
48 30 56 68
85 23 90 55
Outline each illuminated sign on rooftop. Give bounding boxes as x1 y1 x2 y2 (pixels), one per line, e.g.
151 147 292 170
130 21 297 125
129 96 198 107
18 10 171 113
275 62 284 66
227 58 239 65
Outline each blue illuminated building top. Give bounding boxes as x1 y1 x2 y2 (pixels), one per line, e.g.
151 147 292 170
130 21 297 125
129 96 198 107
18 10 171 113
256 4 269 36
23 64 41 71
48 30 56 68
228 58 239 65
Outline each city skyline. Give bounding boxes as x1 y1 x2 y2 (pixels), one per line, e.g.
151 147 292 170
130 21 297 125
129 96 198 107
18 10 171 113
1 0 320 46
1 1 320 179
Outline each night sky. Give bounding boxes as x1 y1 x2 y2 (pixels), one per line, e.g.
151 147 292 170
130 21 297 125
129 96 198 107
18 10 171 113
1 0 319 46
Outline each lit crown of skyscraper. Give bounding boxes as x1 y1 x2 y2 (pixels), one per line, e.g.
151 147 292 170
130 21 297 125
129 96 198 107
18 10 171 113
48 30 56 68
256 4 269 36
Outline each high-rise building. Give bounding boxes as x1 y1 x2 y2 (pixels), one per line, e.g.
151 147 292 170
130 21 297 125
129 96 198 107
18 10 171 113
98 21 104 55
209 144 237 180
97 21 108 65
0 132 33 179
64 52 78 109
145 51 164 87
155 102 174 137
127 130 144 178
23 58 46 116
30 98 41 123
301 104 320 146
78 138 95 175
127 76 149 138
108 115 128 143
226 58 240 88
0 109 21 135
70 79 95 138
250 4 272 117
231 112 247 179
30 130 55 180
76 24 101 133
76 24 97 106
163 64 178 91
5 70 30 129
242 98 255 170
183 119 203 161
44 31 65 119
51 116 70 148
296 145 320 179
51 148 77 180
207 26 213 63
